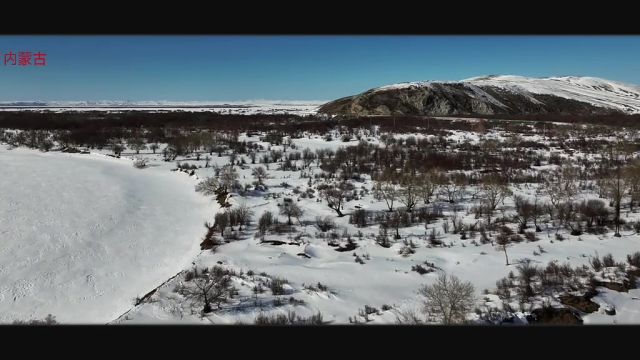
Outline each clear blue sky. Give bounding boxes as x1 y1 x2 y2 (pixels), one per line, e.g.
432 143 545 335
0 36 639 101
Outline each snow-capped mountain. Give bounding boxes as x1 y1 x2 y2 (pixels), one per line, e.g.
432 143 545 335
318 76 640 116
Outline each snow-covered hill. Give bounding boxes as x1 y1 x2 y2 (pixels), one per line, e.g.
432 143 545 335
319 75 640 116
465 75 640 114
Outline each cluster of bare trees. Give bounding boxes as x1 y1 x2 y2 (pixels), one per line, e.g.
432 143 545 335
212 203 254 236
1 129 55 151
373 171 511 217
374 170 443 213
542 159 640 237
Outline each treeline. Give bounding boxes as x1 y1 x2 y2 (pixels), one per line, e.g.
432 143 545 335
0 111 311 131
319 137 534 181
462 112 640 129
0 111 468 134
3 111 640 134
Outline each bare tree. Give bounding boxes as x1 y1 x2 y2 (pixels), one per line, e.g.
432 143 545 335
220 166 239 190
601 141 633 236
252 166 269 186
624 160 640 212
386 211 404 239
578 199 608 229
234 202 254 231
516 261 539 301
545 165 578 222
110 139 124 156
513 195 534 233
214 212 229 236
439 175 464 204
532 189 544 232
129 137 147 154
495 226 513 265
321 183 351 217
419 273 475 324
195 177 221 196
604 169 627 237
196 177 231 208
480 175 512 224
418 168 441 205
162 146 178 161
398 174 419 212
302 147 316 169
229 153 238 167
280 201 304 225
182 268 233 314
373 179 398 212
149 143 159 154
258 211 274 235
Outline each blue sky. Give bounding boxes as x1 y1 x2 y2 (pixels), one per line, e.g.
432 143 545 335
0 36 638 101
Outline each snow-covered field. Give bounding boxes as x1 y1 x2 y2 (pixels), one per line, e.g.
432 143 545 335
0 101 324 115
0 147 217 323
2 121 639 324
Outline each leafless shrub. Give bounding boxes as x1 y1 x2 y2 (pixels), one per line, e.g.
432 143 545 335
394 307 423 324
627 252 640 267
258 211 274 235
524 231 537 242
269 277 289 296
254 310 324 325
590 254 603 272
12 314 58 325
419 273 475 324
602 253 616 268
132 158 148 169
315 216 335 232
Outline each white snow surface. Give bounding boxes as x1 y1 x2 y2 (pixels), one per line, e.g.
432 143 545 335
0 101 324 115
583 287 640 324
2 127 640 324
0 147 217 323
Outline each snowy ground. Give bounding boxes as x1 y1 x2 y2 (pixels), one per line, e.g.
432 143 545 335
114 181 640 324
2 124 640 324
0 147 217 323
0 101 323 115
583 287 640 324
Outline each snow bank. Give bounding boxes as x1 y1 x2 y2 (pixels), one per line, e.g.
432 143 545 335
0 147 216 323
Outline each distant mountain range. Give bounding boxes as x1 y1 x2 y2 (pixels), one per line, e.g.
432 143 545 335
6 77 640 117
0 100 326 107
0 101 324 115
318 76 640 116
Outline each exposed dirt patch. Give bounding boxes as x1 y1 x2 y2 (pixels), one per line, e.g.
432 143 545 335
593 280 633 293
559 291 600 314
335 242 358 252
527 307 583 325
260 240 301 246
